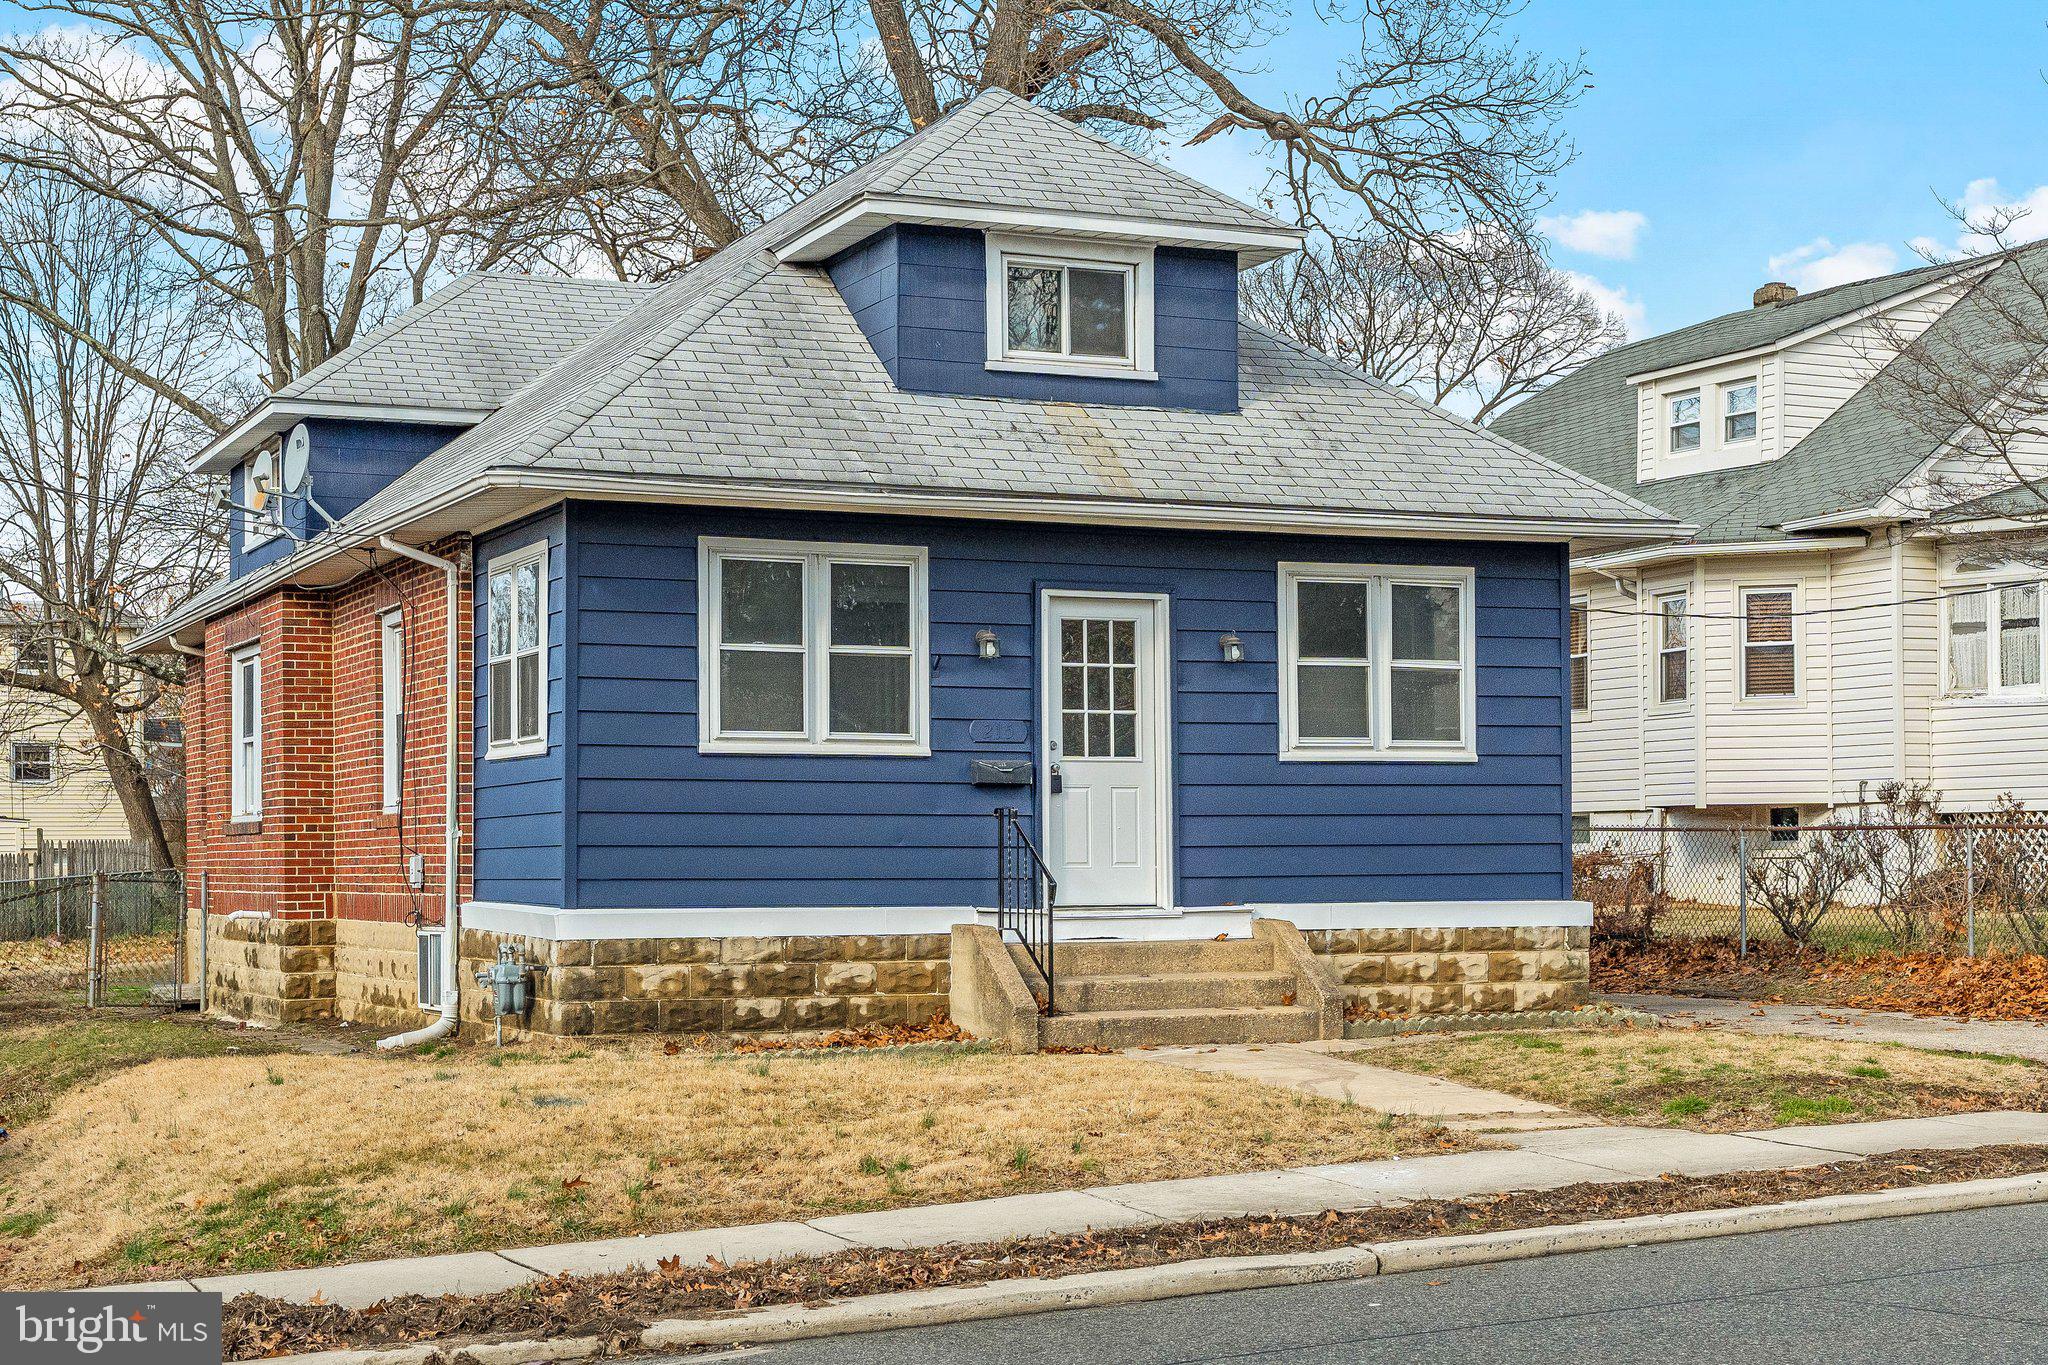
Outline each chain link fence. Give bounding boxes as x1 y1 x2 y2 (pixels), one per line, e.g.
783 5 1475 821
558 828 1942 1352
0 869 187 1008
1575 821 2048 956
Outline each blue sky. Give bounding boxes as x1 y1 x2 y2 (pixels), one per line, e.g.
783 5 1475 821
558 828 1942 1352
1 0 2038 341
1169 0 2048 337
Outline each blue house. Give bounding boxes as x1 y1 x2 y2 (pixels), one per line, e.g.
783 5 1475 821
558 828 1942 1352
145 91 1680 1047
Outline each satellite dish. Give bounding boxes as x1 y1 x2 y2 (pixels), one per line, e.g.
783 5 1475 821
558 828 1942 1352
280 424 311 494
247 447 276 511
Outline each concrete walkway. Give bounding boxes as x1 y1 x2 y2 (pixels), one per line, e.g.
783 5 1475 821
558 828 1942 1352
95 1110 2047 1309
1611 993 2048 1063
1131 1041 1586 1133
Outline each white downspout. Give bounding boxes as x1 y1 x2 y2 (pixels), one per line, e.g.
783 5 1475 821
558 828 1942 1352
376 535 465 1049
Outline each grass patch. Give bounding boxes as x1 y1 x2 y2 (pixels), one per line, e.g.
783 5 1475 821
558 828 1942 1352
2 1027 1458 1288
0 1011 285 1128
1371 1026 2048 1132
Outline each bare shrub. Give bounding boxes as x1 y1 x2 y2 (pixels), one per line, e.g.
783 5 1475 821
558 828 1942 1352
1744 825 1861 944
1574 846 1668 948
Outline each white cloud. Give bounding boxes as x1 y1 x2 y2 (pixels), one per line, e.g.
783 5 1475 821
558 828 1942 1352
1538 208 1648 260
1940 178 2048 254
1764 237 1900 292
1566 271 1645 337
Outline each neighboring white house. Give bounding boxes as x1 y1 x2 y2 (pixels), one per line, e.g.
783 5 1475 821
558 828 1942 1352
1493 251 2048 834
0 618 151 860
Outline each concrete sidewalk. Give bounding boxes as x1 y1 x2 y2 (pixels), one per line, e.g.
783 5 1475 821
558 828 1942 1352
97 1110 2047 1308
1611 993 2048 1063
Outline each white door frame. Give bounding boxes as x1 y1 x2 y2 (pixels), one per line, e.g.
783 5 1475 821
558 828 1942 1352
1037 589 1176 910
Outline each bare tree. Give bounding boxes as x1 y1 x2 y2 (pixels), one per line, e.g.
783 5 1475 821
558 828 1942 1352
0 0 514 404
0 170 227 866
1243 228 1626 418
441 0 1588 270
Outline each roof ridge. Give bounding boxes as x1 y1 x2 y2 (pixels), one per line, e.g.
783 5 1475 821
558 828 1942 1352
1241 320 1679 523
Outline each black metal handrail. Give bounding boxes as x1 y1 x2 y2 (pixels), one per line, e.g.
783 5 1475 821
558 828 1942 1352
995 806 1057 1014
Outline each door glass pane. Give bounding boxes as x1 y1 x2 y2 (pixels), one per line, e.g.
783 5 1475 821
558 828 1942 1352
830 562 910 647
1006 265 1061 352
829 653 912 735
1297 664 1370 740
1086 619 1109 663
1391 583 1460 661
1061 619 1084 665
1062 711 1084 754
1062 664 1084 708
1111 619 1135 663
1112 713 1136 756
1391 667 1461 743
1068 267 1128 358
1087 713 1111 755
1085 665 1109 710
721 558 804 645
515 561 541 650
720 649 804 732
1297 581 1372 659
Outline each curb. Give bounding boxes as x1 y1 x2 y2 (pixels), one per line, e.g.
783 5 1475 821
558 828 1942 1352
251 1171 2048 1363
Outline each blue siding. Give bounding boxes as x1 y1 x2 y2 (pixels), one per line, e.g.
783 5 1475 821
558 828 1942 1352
469 502 1574 910
472 509 570 906
228 418 466 580
826 226 1239 411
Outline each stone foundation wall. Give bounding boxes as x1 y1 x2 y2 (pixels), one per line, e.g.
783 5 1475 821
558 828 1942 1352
1303 925 1589 1016
334 918 425 1028
205 914 335 1025
458 929 952 1037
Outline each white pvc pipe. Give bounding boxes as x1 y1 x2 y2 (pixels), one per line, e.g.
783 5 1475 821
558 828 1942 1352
375 535 465 1050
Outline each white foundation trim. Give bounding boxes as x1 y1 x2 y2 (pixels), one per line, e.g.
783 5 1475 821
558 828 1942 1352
462 899 1591 942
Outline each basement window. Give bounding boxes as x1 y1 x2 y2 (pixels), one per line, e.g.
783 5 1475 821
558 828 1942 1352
417 928 444 1010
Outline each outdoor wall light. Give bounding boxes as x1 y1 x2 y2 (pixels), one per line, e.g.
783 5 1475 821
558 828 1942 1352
1219 632 1244 663
975 629 1001 660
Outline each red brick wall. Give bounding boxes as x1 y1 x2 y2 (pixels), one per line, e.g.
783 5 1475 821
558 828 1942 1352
186 539 473 925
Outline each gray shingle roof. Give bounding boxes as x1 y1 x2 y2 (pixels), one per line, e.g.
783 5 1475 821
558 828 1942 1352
1490 255 2016 543
276 273 655 410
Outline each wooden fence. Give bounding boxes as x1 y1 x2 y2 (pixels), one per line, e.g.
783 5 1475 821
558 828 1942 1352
0 836 161 883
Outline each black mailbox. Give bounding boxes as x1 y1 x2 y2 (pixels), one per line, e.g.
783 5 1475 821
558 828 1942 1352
970 759 1034 788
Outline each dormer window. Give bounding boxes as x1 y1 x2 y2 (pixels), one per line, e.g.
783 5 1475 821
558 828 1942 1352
1667 391 1701 452
985 235 1155 380
1723 380 1758 443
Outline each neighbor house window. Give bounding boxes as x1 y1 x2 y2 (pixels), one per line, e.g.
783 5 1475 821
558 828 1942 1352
1656 592 1688 703
9 741 52 784
1667 391 1701 452
1278 563 1474 761
380 610 404 812
1723 379 1759 443
1999 582 2041 689
1740 587 1796 698
229 644 261 819
417 928 444 1010
986 236 1153 375
1769 807 1800 843
1569 598 1589 711
700 538 928 755
485 542 548 758
1949 580 2048 695
1949 587 1988 692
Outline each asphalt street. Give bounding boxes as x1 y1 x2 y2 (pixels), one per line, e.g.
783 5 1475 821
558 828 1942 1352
679 1203 2048 1365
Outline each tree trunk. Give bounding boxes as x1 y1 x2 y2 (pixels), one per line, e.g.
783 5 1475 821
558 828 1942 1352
81 703 175 869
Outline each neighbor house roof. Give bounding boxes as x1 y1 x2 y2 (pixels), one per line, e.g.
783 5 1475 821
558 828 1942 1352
143 89 1682 648
1490 252 2039 546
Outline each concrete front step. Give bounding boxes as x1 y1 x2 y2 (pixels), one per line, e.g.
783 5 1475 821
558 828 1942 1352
1041 1004 1321 1050
1020 936 1276 978
1053 970 1298 1013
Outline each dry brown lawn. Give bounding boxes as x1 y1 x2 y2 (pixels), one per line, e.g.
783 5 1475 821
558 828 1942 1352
0 1036 1455 1288
1368 1026 2048 1131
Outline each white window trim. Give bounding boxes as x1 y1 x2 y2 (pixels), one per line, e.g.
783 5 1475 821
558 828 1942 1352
698 536 931 757
1721 377 1759 446
984 233 1157 382
1737 584 1800 704
380 609 404 812
484 540 550 761
1277 562 1477 763
229 643 262 820
1653 591 1690 709
1569 595 1590 715
416 926 444 1010
9 740 53 786
1944 576 2047 699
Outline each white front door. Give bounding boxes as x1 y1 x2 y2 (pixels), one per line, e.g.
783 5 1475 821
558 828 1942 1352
1042 594 1169 908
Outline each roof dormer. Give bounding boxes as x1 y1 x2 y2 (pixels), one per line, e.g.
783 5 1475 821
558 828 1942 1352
1634 355 1780 484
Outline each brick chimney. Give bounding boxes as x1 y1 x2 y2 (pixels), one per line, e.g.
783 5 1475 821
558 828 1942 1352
1753 281 1798 308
